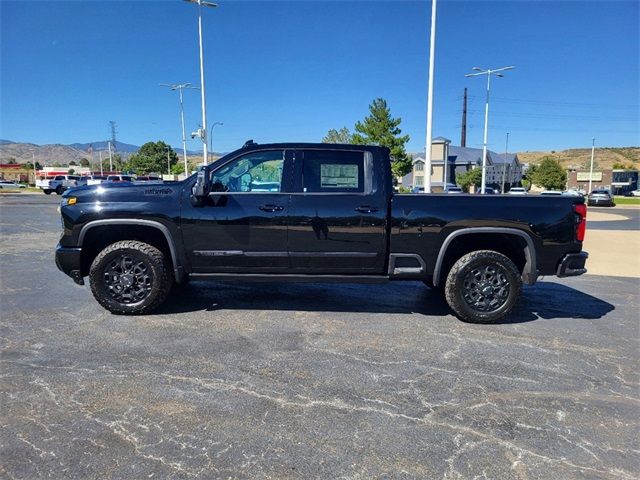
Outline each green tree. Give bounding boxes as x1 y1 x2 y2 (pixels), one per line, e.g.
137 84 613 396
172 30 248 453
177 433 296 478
171 162 185 175
52 161 63 167
530 156 567 190
126 141 177 175
612 161 633 170
69 160 78 166
79 158 91 167
521 178 531 191
456 168 482 192
68 168 76 174
322 127 354 144
7 158 17 164
352 98 412 177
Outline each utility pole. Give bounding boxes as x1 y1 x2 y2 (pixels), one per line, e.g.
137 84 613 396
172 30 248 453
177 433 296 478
167 147 171 175
588 137 596 193
461 87 467 147
501 132 509 194
465 66 515 194
32 152 36 186
424 0 437 194
99 151 103 176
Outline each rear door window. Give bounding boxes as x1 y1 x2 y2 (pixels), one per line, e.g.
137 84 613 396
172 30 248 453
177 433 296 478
301 150 366 193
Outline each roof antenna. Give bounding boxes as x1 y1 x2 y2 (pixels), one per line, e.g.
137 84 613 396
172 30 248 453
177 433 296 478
243 139 257 148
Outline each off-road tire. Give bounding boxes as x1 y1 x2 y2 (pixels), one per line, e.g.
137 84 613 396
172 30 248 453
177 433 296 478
89 240 173 315
55 185 64 195
444 250 522 324
43 189 52 195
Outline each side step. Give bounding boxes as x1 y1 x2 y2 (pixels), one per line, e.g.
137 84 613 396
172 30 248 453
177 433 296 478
190 273 390 284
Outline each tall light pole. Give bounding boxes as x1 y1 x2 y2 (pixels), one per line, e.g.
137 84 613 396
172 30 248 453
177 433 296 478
209 121 223 162
501 132 509 193
424 0 438 194
184 0 217 165
465 66 515 194
160 83 199 176
588 137 596 193
108 141 114 172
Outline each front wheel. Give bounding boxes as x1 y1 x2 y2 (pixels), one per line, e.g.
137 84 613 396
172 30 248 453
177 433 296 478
89 240 173 315
444 250 522 323
43 189 52 195
55 185 64 195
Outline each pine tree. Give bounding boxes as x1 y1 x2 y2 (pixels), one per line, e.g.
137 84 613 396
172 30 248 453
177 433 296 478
352 98 412 177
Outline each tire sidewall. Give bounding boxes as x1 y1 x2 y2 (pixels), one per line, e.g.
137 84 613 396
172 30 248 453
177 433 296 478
445 251 522 323
90 243 170 314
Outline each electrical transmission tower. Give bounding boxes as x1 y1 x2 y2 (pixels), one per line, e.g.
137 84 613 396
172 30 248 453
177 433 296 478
108 121 118 152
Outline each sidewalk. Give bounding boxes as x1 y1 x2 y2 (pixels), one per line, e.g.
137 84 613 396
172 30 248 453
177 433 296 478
583 230 640 278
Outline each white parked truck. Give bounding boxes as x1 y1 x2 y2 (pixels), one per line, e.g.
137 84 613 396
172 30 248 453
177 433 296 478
36 175 86 195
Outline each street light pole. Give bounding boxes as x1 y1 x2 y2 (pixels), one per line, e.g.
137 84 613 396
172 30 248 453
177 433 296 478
588 137 596 193
501 132 509 194
108 141 113 172
184 0 218 166
160 83 199 176
424 0 437 194
465 66 515 194
209 121 223 162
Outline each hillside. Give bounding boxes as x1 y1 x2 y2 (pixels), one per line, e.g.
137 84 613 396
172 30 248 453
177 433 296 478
0 140 205 165
517 147 640 171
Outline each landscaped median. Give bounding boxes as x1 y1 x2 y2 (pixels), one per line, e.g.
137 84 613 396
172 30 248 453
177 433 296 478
614 196 640 206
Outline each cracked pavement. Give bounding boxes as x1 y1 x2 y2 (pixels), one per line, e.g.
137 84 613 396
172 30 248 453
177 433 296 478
1 195 639 479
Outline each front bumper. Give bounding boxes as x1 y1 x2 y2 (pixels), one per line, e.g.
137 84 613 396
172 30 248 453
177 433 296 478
55 245 84 285
556 251 588 277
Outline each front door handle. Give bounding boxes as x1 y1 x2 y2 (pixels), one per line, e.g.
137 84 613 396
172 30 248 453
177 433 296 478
355 205 379 213
259 204 284 212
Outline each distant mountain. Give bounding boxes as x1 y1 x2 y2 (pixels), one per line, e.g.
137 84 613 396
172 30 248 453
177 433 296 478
0 140 207 165
68 140 140 153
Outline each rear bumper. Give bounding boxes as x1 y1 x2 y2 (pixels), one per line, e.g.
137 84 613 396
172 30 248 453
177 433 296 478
556 251 588 278
55 245 84 285
587 198 614 206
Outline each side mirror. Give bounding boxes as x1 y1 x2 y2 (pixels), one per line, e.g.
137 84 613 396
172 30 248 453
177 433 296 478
191 165 211 206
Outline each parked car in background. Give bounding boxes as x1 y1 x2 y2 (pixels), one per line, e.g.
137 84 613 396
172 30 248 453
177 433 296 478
106 175 134 183
562 190 584 197
540 190 563 196
133 175 162 183
588 189 615 207
86 175 108 186
447 186 463 194
508 187 527 195
0 180 26 189
36 175 86 195
624 190 640 197
475 187 496 194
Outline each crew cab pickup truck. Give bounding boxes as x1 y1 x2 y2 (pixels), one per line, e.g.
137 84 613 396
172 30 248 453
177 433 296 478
56 142 588 323
37 175 86 195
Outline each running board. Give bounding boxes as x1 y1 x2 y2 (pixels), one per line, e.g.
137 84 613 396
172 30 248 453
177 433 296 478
190 273 390 284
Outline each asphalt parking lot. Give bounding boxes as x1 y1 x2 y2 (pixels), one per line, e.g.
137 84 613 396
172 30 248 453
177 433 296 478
1 194 638 479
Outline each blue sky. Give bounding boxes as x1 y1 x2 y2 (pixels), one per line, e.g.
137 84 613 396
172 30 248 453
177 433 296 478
1 0 638 154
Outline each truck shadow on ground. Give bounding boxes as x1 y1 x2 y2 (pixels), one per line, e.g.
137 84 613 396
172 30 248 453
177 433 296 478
157 280 615 324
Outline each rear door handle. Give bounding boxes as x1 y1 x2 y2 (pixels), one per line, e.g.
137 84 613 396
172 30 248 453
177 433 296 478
259 204 284 212
355 205 379 213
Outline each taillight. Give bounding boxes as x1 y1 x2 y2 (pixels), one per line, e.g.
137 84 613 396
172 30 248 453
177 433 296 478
574 203 587 242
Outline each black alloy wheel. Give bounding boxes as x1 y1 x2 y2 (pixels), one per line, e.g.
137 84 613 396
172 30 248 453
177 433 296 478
89 240 173 314
444 250 522 323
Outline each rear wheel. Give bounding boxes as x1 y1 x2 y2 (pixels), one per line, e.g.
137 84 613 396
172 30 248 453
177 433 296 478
444 250 522 323
43 189 52 195
89 240 173 315
55 185 64 195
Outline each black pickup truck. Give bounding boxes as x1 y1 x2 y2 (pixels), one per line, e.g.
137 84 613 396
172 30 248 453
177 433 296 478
56 142 588 323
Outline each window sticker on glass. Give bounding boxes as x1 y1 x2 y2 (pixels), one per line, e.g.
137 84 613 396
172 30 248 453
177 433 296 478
320 164 359 189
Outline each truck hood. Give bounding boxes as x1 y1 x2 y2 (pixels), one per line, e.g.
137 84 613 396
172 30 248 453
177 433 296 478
63 181 185 203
